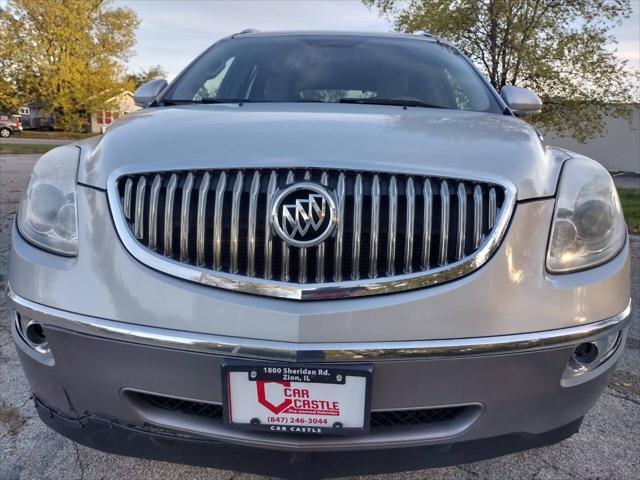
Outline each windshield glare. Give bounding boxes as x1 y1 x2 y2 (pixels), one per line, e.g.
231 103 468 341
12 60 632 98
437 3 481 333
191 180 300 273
165 35 501 113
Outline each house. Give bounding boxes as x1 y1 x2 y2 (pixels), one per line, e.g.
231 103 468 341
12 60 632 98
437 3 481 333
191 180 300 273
19 91 141 133
18 104 54 130
88 91 141 133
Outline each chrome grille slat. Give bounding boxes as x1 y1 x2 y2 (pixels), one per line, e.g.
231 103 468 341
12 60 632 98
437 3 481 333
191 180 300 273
386 176 398 276
316 171 329 283
299 170 311 282
281 171 295 282
230 172 244 274
369 174 381 279
163 174 177 256
247 171 261 277
404 177 415 273
488 187 497 229
351 173 363 280
115 168 510 299
438 180 450 266
148 175 162 250
473 185 483 249
264 171 278 280
298 248 307 283
123 178 133 220
456 183 467 260
421 179 432 270
196 172 211 266
180 173 194 262
213 172 227 270
334 173 346 282
134 176 147 239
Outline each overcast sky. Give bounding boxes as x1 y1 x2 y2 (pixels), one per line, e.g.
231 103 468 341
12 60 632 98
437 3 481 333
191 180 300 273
117 0 639 80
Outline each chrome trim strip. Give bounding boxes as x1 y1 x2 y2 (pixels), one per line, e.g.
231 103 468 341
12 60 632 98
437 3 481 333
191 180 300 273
386 175 398 276
438 180 450 266
8 289 631 363
247 171 260 277
230 171 244 274
213 172 227 270
473 185 483 249
351 173 363 280
123 178 133 220
264 171 278 280
456 182 466 260
179 173 194 262
404 177 415 273
333 172 346 282
163 174 177 256
196 172 211 266
316 171 329 283
148 174 162 250
421 179 432 270
107 165 517 300
134 176 147 240
369 174 380 279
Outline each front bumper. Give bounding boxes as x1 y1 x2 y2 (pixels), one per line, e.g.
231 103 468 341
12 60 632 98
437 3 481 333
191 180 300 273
9 288 630 476
32 399 583 479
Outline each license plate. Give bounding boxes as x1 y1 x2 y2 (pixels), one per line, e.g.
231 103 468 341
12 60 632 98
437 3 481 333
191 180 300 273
222 362 372 435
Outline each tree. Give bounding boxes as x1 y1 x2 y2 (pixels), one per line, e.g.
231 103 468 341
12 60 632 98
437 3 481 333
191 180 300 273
126 65 169 89
0 0 140 131
364 0 639 142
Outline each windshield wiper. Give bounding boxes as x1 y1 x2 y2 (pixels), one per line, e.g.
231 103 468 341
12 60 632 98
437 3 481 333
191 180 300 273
161 98 250 106
339 98 448 109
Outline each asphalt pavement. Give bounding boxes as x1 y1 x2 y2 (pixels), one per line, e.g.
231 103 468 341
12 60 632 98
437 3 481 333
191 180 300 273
0 154 638 479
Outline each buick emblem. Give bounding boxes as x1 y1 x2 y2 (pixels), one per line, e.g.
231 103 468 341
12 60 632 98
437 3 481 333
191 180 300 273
271 182 338 248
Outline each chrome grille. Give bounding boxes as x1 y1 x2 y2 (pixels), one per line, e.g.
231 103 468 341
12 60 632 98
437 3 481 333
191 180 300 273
109 167 514 299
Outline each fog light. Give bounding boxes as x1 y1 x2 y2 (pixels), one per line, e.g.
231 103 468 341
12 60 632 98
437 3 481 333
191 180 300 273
14 313 51 356
573 342 599 365
565 330 623 378
24 320 50 354
25 321 46 345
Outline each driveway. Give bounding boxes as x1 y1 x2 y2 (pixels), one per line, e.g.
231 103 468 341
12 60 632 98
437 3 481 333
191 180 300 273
0 154 638 479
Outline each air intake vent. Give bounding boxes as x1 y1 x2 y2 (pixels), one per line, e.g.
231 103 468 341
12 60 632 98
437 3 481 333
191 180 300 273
138 392 470 431
109 167 514 299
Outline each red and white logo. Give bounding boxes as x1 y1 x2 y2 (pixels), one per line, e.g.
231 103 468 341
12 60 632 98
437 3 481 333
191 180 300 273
256 381 340 416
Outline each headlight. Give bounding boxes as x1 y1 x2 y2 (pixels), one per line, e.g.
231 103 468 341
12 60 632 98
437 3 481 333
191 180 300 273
17 146 79 256
547 157 626 273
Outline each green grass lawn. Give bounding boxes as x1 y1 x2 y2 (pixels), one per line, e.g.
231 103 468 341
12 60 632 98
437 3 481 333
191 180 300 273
20 130 96 140
619 188 640 235
0 143 58 154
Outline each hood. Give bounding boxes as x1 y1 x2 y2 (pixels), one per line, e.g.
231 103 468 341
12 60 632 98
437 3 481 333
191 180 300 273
78 103 565 200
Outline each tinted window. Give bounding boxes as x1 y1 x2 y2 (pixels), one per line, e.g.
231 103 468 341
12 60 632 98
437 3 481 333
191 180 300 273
165 35 501 113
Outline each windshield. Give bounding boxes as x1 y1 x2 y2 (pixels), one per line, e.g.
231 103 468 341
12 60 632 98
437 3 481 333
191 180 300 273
163 35 502 113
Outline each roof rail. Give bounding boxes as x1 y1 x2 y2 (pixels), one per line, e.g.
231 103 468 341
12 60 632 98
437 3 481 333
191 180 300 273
235 28 260 35
413 31 442 42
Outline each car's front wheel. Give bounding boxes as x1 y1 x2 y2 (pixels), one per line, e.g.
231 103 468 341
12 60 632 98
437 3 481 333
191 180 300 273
0 128 11 138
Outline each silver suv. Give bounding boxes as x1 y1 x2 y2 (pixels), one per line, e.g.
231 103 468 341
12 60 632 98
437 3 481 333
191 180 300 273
9 31 630 478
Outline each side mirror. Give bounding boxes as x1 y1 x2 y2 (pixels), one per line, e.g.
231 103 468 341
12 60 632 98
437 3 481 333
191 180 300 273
500 86 542 116
133 79 168 107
